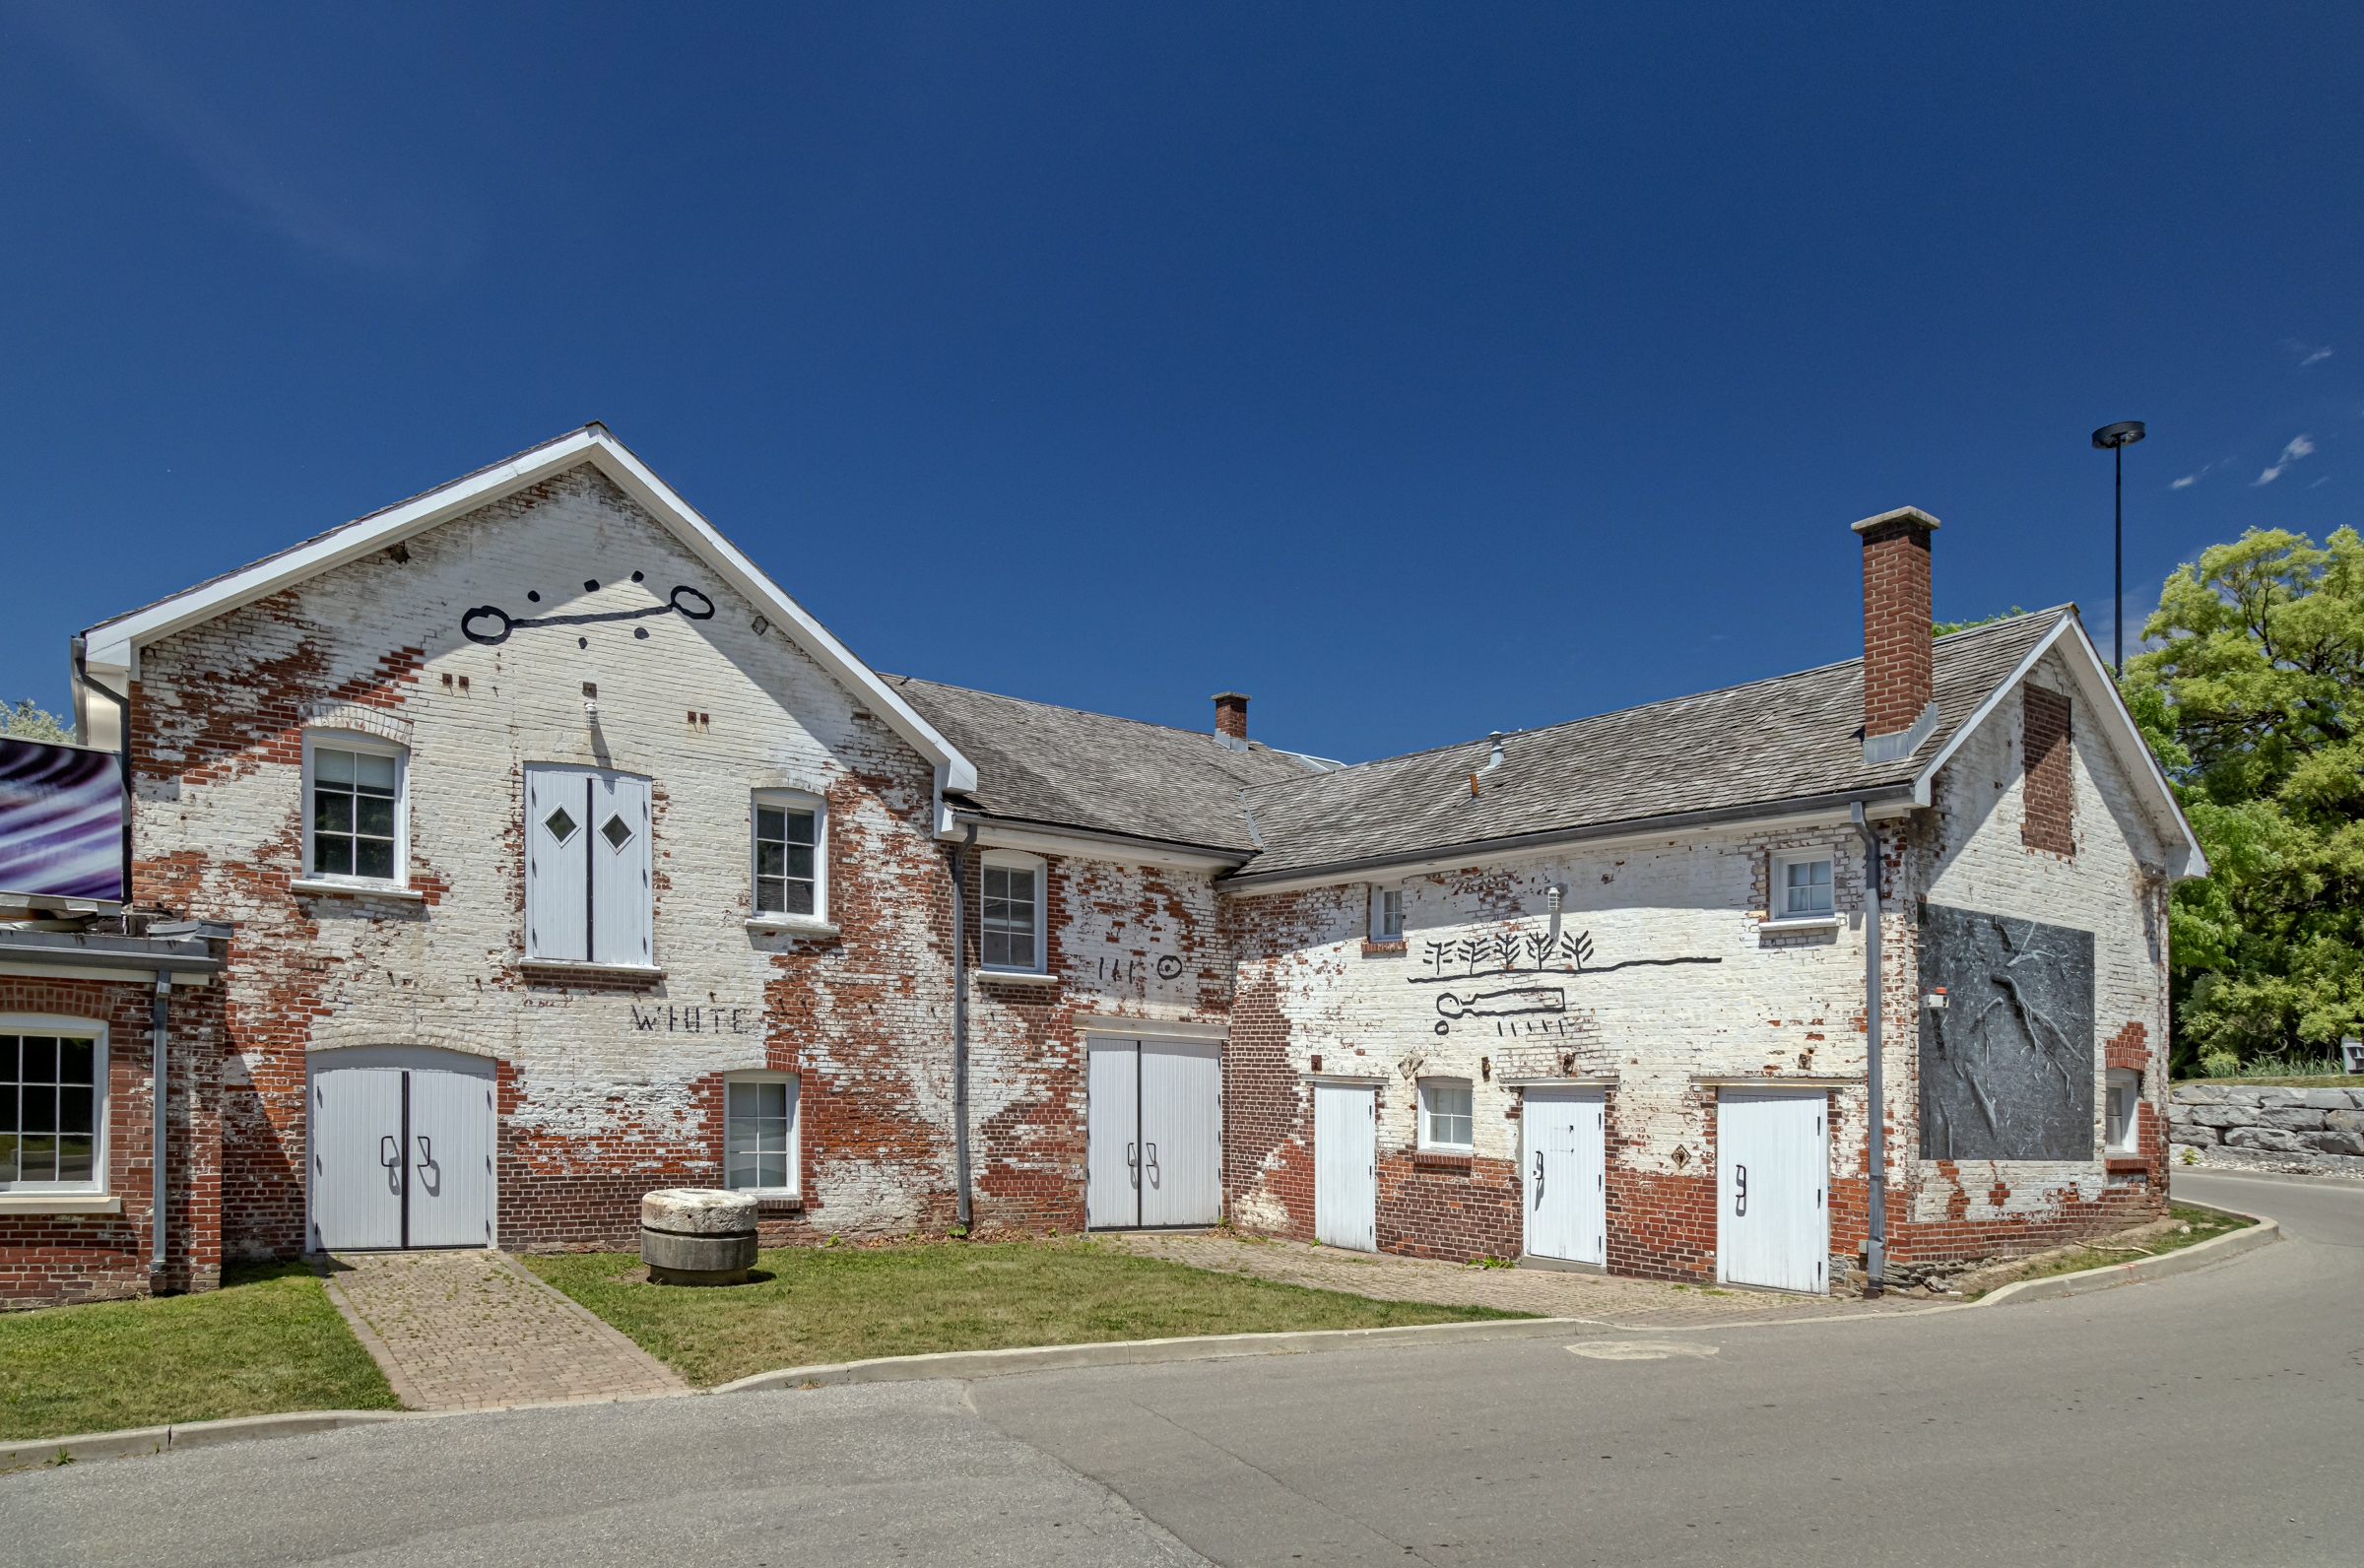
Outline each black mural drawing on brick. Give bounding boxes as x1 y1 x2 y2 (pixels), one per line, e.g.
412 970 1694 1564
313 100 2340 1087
1918 902 2096 1161
1415 919 1719 1035
461 571 716 649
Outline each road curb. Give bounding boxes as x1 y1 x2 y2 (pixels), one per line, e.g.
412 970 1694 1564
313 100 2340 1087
707 1315 1593 1395
1974 1204 2279 1308
0 1410 421 1473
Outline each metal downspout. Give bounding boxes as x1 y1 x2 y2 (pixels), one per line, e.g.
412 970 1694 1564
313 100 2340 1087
1851 804 1887 1297
951 823 977 1231
151 970 169 1280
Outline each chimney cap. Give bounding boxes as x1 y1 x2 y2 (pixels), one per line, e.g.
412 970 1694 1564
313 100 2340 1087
1850 505 1941 535
1211 691 1251 703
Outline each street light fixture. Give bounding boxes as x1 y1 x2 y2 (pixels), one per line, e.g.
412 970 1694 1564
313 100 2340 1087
2092 421 2146 675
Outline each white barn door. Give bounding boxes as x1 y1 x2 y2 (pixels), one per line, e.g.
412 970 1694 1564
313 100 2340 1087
1524 1086 1606 1266
310 1048 498 1251
1141 1040 1220 1227
1718 1088 1827 1293
1086 1038 1141 1228
589 771 652 967
1314 1082 1377 1252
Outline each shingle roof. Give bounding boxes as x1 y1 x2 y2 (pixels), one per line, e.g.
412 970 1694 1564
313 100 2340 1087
1229 610 2068 879
883 676 1321 854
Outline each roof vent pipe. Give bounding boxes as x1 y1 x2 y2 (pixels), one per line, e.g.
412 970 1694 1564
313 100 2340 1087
1480 733 1504 773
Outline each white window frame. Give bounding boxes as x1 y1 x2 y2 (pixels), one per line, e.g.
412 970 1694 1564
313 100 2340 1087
721 1070 801 1196
1370 884 1406 942
1417 1076 1475 1152
1767 847 1837 926
979 849 1048 974
748 790 827 927
301 731 410 889
2104 1068 2141 1153
0 1015 108 1194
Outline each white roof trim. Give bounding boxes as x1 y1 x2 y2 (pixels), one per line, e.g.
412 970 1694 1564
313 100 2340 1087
1911 612 2205 880
80 426 975 793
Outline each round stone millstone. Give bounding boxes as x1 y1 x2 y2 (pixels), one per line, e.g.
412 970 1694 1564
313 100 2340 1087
640 1188 758 1285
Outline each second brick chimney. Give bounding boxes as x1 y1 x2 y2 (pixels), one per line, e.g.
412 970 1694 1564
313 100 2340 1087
1213 691 1250 750
1851 506 1940 763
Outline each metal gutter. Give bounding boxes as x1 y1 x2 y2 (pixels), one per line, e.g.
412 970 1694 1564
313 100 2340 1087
1849 802 1888 1298
949 823 977 1232
0 932 222 974
1218 785 1919 893
944 812 1253 869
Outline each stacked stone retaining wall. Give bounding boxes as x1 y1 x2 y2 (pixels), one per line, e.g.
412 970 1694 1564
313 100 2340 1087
2168 1083 2364 1176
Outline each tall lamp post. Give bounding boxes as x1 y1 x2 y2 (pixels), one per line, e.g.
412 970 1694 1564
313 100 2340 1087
2092 421 2146 675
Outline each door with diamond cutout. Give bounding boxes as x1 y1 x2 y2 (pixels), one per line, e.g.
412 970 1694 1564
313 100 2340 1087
525 764 652 965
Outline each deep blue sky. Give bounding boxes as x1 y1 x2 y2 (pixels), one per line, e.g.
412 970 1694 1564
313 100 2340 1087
4 3 2357 765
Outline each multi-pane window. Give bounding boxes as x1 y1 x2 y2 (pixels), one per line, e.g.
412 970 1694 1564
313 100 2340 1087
1378 888 1406 940
982 862 1039 970
725 1077 797 1192
1 1033 98 1187
1777 855 1833 918
755 805 818 916
312 747 399 880
1420 1078 1474 1150
2105 1070 2140 1152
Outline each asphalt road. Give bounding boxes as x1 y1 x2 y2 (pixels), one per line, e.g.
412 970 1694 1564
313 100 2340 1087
5 1170 2357 1568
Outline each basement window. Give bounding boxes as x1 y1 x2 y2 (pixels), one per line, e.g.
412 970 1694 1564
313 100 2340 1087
0 1023 106 1192
1767 849 1834 923
304 735 407 886
1418 1078 1475 1151
752 791 825 922
723 1072 799 1195
981 850 1046 973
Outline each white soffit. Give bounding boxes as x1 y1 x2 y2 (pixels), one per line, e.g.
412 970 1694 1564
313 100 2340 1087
80 426 976 793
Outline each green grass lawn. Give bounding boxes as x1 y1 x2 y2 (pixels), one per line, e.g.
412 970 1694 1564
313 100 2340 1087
524 1236 1531 1387
1963 1205 2256 1299
0 1262 398 1443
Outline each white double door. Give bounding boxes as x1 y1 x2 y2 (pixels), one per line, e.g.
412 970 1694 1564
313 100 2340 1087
1524 1087 1606 1266
524 764 652 966
1314 1081 1377 1252
1718 1088 1827 1293
1087 1037 1221 1228
310 1050 496 1250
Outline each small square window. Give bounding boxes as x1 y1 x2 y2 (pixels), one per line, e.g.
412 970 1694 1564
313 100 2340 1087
1419 1078 1474 1150
1770 851 1834 920
601 814 633 850
544 806 577 843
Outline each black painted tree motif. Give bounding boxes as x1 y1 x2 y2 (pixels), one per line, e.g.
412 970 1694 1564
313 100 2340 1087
1918 903 2097 1161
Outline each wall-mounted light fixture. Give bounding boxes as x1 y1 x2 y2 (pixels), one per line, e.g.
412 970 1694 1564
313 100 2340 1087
1922 987 1947 1012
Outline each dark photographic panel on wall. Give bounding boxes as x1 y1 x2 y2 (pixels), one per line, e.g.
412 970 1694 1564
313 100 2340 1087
1918 903 2096 1161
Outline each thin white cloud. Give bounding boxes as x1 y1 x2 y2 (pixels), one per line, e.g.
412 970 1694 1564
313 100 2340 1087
2286 339 2334 368
2171 475 2198 490
2254 433 2317 487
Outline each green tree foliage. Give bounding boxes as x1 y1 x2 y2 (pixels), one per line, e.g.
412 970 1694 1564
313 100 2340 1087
2 699 75 743
1932 606 2028 637
2121 526 2364 1069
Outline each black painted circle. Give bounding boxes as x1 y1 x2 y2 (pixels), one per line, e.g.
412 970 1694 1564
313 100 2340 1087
578 636 588 649
583 578 600 592
634 626 650 638
669 584 716 620
631 570 645 582
526 591 541 603
460 606 513 645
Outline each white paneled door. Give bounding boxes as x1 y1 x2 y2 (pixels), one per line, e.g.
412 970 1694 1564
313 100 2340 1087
310 1051 497 1251
1524 1086 1606 1266
1087 1036 1221 1229
1717 1088 1827 1293
525 764 652 966
1314 1081 1377 1252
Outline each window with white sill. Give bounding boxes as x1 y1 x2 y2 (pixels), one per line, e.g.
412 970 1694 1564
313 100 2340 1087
305 735 407 885
753 792 825 923
1769 850 1834 921
724 1073 799 1195
1370 885 1405 942
1418 1078 1474 1151
2104 1069 2141 1153
980 851 1045 972
1 1023 105 1192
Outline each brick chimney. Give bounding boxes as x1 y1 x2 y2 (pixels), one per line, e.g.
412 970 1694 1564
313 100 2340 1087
1851 506 1940 763
1212 691 1250 749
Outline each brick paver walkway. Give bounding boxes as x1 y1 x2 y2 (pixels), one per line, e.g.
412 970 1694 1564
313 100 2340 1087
319 1250 689 1411
1103 1231 1939 1327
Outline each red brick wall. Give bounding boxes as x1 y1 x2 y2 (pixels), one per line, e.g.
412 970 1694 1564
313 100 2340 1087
1861 518 1935 737
2021 686 2074 856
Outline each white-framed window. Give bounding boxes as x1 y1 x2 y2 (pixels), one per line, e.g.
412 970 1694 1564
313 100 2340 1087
723 1071 800 1195
752 791 825 922
1769 848 1834 921
980 849 1046 973
304 733 408 885
1 1019 106 1193
1370 885 1406 941
1418 1077 1475 1151
2105 1068 2141 1153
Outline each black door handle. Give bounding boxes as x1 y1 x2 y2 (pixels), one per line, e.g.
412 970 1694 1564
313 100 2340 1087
1734 1162 1748 1216
379 1136 401 1168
